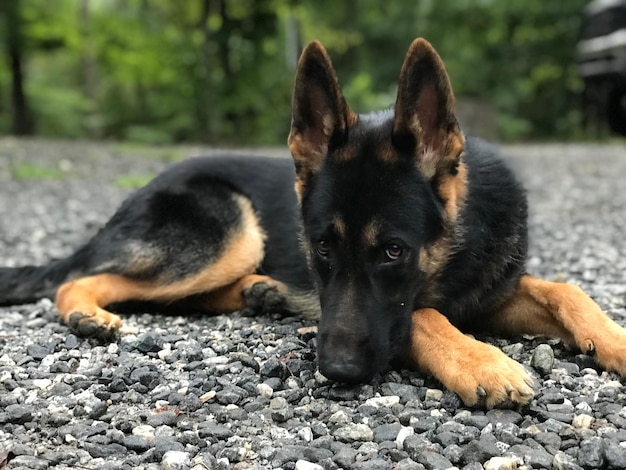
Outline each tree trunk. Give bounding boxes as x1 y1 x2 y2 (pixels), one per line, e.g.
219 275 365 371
5 0 34 135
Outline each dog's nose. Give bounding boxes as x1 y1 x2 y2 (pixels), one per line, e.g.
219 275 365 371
318 352 372 384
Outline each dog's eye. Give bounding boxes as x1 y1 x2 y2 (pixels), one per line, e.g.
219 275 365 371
384 244 403 261
316 240 330 258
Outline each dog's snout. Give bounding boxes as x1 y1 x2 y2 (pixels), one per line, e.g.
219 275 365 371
318 348 373 384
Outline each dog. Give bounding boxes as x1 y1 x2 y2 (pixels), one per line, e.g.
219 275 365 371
2 38 626 408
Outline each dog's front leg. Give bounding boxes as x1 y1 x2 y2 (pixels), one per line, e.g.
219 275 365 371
492 275 626 376
410 308 535 408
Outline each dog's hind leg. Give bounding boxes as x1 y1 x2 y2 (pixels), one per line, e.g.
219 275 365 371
488 274 626 375
56 194 269 338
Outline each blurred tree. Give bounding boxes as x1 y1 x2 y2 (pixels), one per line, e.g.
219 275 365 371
3 0 35 135
0 0 591 143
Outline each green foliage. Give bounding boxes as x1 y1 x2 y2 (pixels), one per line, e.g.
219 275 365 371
113 173 155 189
0 0 591 143
11 162 66 180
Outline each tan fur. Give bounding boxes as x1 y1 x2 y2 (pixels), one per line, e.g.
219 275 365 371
361 220 380 248
410 308 534 408
56 195 267 332
489 275 626 375
332 215 347 240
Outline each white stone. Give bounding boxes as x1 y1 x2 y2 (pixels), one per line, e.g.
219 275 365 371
484 456 518 470
364 395 400 408
395 425 414 450
161 450 191 470
572 414 594 429
295 460 323 470
298 426 313 442
257 383 273 399
132 424 156 438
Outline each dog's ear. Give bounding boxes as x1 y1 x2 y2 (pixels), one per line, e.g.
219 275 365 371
288 41 357 196
392 38 464 179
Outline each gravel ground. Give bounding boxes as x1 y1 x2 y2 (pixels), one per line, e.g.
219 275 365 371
1 137 626 470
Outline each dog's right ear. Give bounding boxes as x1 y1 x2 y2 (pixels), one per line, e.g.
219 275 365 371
288 41 357 197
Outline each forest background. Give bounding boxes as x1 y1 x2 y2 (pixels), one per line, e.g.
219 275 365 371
1 0 591 145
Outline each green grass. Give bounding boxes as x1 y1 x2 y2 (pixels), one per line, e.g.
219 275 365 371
11 162 66 180
113 173 155 189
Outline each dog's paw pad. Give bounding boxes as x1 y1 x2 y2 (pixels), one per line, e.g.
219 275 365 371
66 311 120 340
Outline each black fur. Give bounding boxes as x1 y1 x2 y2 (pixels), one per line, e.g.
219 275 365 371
0 156 312 306
300 133 527 382
0 39 528 388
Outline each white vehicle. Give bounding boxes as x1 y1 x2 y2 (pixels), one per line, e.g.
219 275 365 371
577 0 626 134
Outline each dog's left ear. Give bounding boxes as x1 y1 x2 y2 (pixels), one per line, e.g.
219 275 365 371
288 41 357 196
393 38 464 178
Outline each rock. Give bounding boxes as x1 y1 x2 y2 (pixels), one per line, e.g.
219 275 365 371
161 450 191 470
27 343 50 360
577 437 606 468
269 396 293 422
373 422 402 443
135 333 162 353
364 395 401 408
462 436 502 464
484 456 518 470
395 459 425 470
122 435 151 453
416 451 453 470
572 413 594 429
295 460 323 470
256 383 273 399
486 409 523 426
333 424 374 443
553 451 584 470
6 404 33 424
604 440 626 469
333 446 358 468
507 443 552 469
395 425 415 450
425 389 444 401
83 442 127 458
531 344 555 375
260 357 287 379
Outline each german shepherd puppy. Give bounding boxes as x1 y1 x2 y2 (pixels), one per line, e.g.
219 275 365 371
2 39 626 408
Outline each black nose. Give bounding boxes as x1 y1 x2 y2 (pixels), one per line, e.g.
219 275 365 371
318 351 373 384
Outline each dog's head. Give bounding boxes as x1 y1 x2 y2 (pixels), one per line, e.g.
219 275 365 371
288 39 466 383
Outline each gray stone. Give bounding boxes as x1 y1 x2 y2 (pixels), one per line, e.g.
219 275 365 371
269 396 294 422
553 451 584 470
332 446 358 468
507 443 553 469
605 439 626 470
531 344 555 375
487 409 523 425
373 422 402 443
577 437 606 468
417 451 453 470
394 459 425 470
83 442 127 458
123 435 151 453
6 404 33 424
462 436 502 464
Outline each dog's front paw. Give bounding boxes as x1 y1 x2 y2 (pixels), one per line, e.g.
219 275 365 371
445 341 535 408
582 326 626 376
241 281 291 316
64 309 121 340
